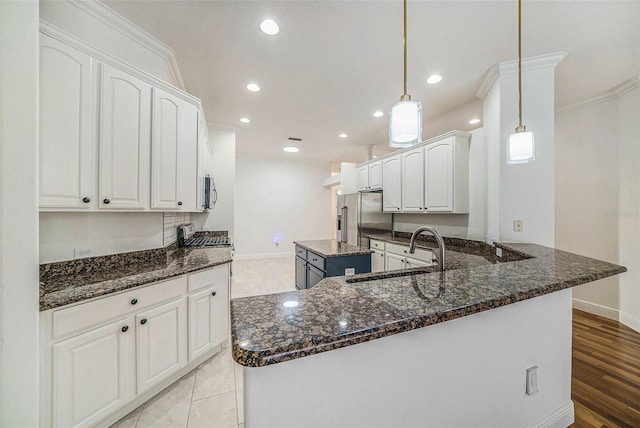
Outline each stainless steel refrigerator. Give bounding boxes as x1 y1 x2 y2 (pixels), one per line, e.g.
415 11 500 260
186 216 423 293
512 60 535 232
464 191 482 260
336 191 393 248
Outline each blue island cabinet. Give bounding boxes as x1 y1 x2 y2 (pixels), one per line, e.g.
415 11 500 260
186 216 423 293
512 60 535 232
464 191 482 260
295 245 371 290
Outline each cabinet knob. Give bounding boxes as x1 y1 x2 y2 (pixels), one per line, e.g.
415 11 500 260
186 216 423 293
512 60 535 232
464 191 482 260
211 291 217 297
121 326 129 333
140 318 147 325
82 197 91 203
130 298 138 305
103 198 111 205
177 201 183 206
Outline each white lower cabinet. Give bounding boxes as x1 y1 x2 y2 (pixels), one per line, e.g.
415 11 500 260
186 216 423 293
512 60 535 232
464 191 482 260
40 263 230 428
53 318 133 428
385 252 405 271
371 249 385 272
136 298 187 394
374 241 436 272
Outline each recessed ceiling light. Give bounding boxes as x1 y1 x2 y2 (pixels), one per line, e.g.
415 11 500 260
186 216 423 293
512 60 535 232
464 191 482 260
246 83 260 92
373 111 384 118
260 19 279 35
283 146 299 153
469 118 481 125
339 133 348 138
427 74 443 85
240 117 251 123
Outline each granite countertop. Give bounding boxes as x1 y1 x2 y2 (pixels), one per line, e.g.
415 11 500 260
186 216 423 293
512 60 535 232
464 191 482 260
231 241 626 367
294 239 373 258
40 246 232 311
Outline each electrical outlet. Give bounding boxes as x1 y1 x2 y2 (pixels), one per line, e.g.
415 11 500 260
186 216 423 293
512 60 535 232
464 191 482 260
496 247 503 258
345 268 355 276
526 365 539 395
513 220 523 232
74 248 94 259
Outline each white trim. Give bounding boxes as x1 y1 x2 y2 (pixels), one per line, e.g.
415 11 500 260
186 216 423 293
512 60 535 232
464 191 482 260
556 76 640 114
572 298 619 321
233 252 293 260
68 0 185 90
527 401 574 428
476 52 567 99
619 311 640 333
321 174 341 188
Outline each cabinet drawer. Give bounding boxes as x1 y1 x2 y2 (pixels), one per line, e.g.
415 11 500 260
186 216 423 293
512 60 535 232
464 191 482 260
295 246 307 259
53 276 187 339
370 239 385 251
307 251 325 271
188 264 229 293
385 242 434 262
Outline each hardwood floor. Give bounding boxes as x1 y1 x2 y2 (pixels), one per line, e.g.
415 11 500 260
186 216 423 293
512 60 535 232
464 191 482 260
571 309 640 427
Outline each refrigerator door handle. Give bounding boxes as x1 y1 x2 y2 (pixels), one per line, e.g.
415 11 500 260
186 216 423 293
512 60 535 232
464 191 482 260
341 206 348 243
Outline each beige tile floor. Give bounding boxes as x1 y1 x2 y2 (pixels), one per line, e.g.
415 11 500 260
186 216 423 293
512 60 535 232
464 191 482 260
110 256 295 428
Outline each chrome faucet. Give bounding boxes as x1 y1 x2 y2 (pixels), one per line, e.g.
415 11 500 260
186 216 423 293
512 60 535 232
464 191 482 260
409 226 446 272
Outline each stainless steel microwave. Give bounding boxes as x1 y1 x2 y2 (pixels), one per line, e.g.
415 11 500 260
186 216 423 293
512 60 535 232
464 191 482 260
203 175 217 210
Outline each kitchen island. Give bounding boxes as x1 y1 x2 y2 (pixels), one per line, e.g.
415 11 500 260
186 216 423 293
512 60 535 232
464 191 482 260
231 241 625 427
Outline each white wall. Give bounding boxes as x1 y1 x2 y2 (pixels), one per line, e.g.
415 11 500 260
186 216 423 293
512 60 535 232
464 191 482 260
39 212 164 263
39 0 178 86
234 154 332 257
618 85 640 331
555 80 640 332
192 127 236 238
393 128 487 241
0 1 40 425
555 98 620 316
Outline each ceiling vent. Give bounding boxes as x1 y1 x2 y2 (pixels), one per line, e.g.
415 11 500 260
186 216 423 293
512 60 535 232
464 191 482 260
288 137 302 142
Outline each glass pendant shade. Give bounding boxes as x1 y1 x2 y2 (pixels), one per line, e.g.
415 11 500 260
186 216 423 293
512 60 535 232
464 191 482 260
389 100 422 148
507 130 535 164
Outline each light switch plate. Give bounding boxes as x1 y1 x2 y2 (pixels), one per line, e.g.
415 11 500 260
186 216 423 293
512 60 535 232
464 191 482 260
526 365 539 395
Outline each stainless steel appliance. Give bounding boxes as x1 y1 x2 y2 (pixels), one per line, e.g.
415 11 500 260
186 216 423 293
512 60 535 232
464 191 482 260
177 223 231 248
202 175 217 210
336 191 393 248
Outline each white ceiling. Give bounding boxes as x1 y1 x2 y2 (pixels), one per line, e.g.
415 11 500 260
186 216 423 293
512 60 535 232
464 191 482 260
104 0 639 164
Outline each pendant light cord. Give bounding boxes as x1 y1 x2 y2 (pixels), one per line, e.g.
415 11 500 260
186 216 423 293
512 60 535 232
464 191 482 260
403 0 408 97
517 0 523 129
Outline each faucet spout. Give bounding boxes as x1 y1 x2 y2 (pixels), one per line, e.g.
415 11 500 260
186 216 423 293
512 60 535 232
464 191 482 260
409 226 446 272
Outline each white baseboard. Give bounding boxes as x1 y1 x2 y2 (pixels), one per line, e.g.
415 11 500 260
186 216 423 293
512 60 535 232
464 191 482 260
619 311 640 333
527 401 574 428
572 298 640 333
572 298 618 321
233 251 293 260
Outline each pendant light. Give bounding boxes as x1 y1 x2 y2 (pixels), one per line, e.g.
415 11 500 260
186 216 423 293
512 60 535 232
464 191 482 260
507 0 535 164
389 0 422 148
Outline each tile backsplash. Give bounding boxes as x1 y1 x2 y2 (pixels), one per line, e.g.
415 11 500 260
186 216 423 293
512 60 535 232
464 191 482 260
163 212 192 246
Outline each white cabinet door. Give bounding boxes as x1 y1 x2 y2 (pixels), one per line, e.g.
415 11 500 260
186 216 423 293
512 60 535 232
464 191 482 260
401 147 424 212
179 102 198 212
99 64 151 210
39 34 96 209
371 249 385 272
151 88 198 211
385 253 404 271
211 268 230 347
382 155 402 212
53 319 133 428
368 161 383 190
425 139 454 212
357 166 369 191
405 257 431 268
188 287 215 360
136 298 187 394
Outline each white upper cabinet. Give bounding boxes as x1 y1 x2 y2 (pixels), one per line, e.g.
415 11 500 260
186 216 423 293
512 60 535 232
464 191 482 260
39 29 205 213
424 136 470 213
401 147 424 212
382 155 402 212
151 88 198 211
358 161 383 191
99 64 151 210
39 33 96 209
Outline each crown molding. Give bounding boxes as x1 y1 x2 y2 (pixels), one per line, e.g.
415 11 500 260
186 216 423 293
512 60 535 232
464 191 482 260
556 75 640 114
67 0 185 90
476 52 568 100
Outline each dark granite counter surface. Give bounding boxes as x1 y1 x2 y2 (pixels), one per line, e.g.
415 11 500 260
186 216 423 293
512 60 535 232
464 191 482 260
294 239 373 258
40 246 232 312
231 241 626 367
